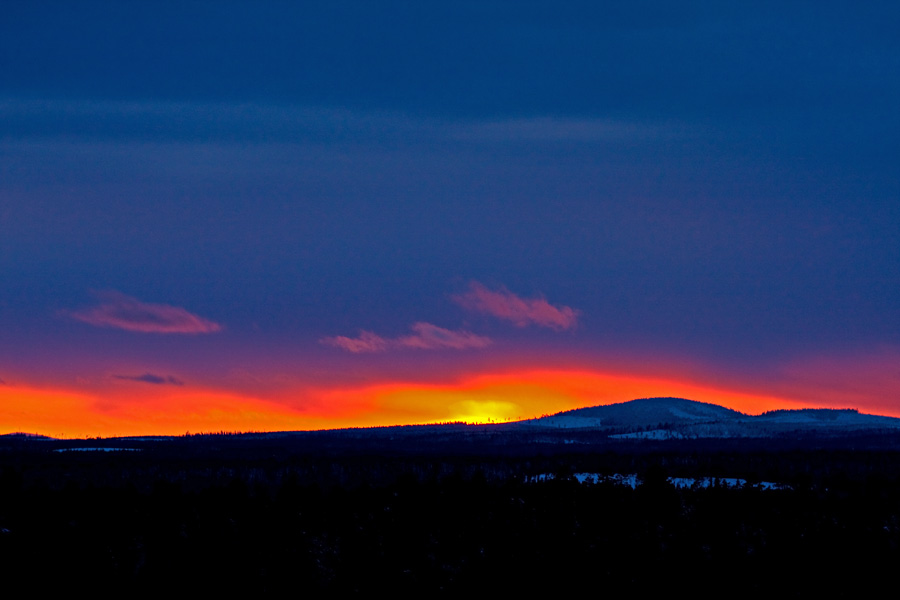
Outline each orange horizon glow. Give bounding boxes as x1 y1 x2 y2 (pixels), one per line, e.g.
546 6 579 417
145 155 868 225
5 364 897 439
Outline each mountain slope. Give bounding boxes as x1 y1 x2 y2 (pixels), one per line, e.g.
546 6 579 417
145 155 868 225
519 397 745 430
515 397 900 438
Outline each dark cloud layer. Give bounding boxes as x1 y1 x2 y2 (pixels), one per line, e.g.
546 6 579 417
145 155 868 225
3 2 897 118
113 373 184 386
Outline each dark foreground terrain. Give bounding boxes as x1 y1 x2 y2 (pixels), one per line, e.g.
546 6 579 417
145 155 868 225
3 421 900 595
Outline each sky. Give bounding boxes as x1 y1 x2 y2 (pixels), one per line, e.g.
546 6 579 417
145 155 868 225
2 1 899 437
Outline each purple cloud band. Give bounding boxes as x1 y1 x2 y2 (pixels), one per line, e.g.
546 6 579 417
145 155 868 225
321 322 491 353
66 291 222 334
453 281 579 330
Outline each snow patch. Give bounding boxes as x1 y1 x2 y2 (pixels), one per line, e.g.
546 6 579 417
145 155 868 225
526 472 790 491
54 447 141 452
611 429 684 440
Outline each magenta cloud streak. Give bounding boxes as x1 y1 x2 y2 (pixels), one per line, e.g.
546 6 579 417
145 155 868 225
321 330 390 353
453 281 580 330
67 291 222 334
321 322 491 353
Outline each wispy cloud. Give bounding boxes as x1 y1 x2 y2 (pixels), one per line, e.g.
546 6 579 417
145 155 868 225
451 117 679 143
1 96 686 147
321 322 491 353
113 373 185 386
0 96 444 144
66 291 222 334
453 281 580 330
322 330 390 353
397 322 492 350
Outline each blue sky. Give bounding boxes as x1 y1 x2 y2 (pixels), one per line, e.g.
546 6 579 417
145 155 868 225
1 1 899 435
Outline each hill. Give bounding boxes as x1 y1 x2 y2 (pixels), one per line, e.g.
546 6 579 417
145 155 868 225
511 397 900 440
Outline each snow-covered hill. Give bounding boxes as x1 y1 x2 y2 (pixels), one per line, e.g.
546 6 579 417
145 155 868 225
512 397 900 439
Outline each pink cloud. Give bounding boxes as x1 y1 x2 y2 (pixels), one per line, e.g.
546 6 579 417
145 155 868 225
321 322 491 353
320 330 390 353
396 322 492 350
66 291 222 334
453 281 580 330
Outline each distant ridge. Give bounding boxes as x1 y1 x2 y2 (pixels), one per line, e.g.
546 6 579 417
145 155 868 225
5 398 900 444
512 397 900 439
0 432 55 440
515 397 745 431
